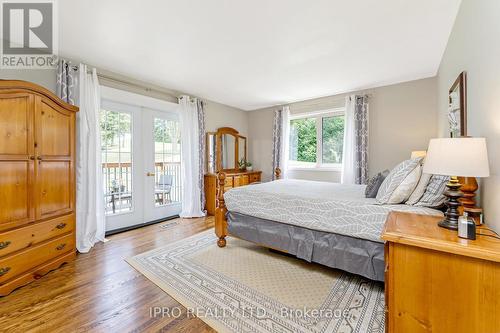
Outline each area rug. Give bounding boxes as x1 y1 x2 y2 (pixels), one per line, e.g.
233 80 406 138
126 230 385 333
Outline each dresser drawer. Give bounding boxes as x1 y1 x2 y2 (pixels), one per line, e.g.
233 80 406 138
0 233 74 284
249 173 260 183
240 175 249 186
233 176 241 187
0 214 74 257
224 176 233 187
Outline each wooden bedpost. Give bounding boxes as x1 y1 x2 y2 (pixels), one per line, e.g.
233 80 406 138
275 167 281 180
215 172 228 247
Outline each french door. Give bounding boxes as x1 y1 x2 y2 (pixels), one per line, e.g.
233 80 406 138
100 90 181 232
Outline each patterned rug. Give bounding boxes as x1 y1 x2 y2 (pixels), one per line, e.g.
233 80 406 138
127 230 385 333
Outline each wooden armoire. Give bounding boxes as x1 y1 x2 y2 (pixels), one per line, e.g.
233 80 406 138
0 80 78 296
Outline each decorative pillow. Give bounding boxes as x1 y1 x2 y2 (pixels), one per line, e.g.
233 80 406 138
386 165 422 204
405 173 432 205
414 175 450 208
365 170 390 198
376 158 423 204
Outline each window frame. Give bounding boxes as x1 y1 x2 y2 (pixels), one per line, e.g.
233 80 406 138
288 107 345 172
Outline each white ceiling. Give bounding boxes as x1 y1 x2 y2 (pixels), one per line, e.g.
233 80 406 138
59 0 461 110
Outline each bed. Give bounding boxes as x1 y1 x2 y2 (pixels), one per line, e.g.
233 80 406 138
214 169 443 281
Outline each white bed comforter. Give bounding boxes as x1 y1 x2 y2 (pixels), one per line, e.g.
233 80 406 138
224 179 443 243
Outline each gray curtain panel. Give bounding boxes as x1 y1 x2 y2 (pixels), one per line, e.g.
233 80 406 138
56 59 79 105
197 100 206 210
354 95 369 184
271 109 283 180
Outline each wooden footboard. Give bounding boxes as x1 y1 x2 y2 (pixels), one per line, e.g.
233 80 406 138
215 167 281 247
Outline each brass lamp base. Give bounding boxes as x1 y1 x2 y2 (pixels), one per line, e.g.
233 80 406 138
438 176 464 230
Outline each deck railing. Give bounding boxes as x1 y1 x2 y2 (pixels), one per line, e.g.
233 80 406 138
102 162 182 214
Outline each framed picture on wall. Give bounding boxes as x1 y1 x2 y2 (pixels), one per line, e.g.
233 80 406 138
448 71 467 137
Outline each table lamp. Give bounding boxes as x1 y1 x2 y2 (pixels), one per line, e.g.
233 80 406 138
423 138 490 230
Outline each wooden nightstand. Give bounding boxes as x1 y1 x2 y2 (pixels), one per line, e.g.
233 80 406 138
381 211 500 333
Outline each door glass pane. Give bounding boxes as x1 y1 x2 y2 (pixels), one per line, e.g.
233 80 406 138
154 117 181 207
101 109 133 215
322 115 345 164
289 118 317 167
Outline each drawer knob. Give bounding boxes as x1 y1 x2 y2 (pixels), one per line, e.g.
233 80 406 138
0 267 11 276
0 241 11 250
56 243 66 251
56 223 67 230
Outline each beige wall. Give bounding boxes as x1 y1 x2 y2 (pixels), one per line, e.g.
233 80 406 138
248 77 438 181
437 0 500 232
204 100 248 136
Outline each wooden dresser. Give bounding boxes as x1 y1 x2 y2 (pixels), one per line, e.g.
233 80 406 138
204 171 262 215
0 80 78 296
382 211 500 333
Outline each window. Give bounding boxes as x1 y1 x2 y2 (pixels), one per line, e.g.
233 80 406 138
289 109 345 170
101 108 133 215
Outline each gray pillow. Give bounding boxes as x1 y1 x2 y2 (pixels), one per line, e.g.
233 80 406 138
365 170 389 198
414 175 450 208
376 158 423 204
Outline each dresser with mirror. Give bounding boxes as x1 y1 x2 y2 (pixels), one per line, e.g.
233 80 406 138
204 127 261 215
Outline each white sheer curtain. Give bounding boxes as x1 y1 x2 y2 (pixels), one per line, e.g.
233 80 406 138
280 106 290 179
75 64 106 252
179 96 205 218
342 95 356 184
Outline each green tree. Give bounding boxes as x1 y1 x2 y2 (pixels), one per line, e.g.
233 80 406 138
100 110 131 149
290 118 317 162
322 116 344 163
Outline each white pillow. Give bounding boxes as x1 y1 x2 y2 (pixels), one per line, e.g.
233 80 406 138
406 173 432 205
387 165 422 204
376 158 423 204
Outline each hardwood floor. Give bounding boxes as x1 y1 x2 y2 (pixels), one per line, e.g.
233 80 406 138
0 216 216 333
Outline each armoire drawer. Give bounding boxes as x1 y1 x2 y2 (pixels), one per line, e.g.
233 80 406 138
0 214 74 257
0 233 74 284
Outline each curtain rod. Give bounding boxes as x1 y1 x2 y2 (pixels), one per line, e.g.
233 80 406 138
68 64 178 99
287 93 372 110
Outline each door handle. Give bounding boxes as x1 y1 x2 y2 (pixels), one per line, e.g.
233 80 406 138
146 172 155 177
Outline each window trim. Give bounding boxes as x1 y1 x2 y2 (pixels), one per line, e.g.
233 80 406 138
288 107 345 172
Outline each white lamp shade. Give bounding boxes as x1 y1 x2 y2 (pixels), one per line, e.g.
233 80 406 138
423 138 490 177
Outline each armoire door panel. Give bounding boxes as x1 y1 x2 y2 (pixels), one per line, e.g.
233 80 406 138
0 94 33 157
0 161 34 230
37 99 72 157
36 161 72 219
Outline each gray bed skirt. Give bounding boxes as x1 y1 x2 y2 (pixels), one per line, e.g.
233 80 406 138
227 211 385 282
